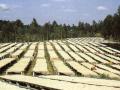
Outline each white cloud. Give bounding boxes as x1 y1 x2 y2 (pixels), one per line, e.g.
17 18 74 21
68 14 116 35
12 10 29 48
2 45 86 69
63 8 77 13
0 3 22 12
0 3 10 11
97 6 108 11
41 3 51 7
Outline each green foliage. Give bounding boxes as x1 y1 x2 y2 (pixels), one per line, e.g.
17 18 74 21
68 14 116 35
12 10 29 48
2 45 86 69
99 73 110 79
0 6 120 42
44 42 55 74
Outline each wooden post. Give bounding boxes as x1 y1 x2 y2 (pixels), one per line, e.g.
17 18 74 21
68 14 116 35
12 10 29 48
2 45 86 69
33 72 35 76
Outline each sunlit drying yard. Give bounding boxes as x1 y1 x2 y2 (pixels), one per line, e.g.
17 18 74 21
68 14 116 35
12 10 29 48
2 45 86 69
1 0 120 89
0 37 120 90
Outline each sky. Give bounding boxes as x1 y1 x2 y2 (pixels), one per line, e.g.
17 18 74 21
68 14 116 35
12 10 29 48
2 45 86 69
0 0 120 25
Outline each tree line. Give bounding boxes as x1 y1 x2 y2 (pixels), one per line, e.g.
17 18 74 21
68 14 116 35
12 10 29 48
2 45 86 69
0 6 120 43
